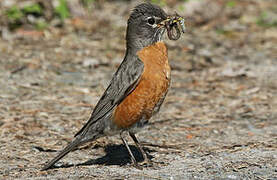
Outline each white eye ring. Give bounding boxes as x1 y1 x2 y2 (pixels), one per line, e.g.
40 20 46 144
147 17 156 25
147 16 162 28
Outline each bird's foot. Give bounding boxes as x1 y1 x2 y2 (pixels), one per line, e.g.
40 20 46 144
138 158 153 167
129 158 151 170
131 162 143 170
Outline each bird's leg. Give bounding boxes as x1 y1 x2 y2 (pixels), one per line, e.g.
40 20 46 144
129 132 150 165
120 132 142 169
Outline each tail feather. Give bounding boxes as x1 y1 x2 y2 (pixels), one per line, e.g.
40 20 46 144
41 137 86 171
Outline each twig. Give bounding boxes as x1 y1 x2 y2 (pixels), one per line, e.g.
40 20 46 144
11 65 27 74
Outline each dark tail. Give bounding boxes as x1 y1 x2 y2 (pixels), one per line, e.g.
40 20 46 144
41 137 87 171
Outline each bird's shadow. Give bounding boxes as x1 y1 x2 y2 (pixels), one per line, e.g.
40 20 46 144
51 144 155 169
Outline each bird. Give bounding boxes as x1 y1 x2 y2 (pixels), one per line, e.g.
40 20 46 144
42 3 185 171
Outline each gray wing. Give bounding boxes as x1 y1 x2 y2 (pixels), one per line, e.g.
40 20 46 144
75 55 144 137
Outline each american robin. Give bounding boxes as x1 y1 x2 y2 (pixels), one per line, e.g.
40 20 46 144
42 3 185 170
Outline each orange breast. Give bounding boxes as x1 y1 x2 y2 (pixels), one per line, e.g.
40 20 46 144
113 42 171 128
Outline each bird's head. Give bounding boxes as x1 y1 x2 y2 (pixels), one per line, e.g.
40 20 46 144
126 3 185 54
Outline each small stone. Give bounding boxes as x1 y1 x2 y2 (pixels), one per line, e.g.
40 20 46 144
83 58 100 67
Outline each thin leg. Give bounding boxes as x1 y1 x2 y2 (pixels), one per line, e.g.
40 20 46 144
129 132 149 163
120 132 138 166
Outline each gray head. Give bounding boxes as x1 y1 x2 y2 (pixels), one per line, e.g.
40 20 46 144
126 3 168 53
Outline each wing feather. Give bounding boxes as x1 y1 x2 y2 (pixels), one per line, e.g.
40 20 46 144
75 55 144 137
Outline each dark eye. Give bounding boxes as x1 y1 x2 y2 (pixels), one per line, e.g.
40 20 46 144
147 17 155 25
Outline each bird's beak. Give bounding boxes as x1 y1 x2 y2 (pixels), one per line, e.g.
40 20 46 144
158 14 186 40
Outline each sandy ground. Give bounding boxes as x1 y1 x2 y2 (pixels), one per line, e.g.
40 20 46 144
0 0 276 179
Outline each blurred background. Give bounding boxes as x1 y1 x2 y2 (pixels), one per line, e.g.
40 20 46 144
0 0 276 179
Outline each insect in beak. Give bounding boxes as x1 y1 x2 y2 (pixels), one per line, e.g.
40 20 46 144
158 14 186 40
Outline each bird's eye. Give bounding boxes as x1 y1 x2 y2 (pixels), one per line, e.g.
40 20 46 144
147 17 156 25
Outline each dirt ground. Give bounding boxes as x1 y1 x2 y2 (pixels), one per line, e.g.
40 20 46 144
0 0 276 179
